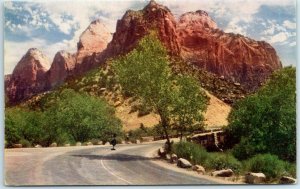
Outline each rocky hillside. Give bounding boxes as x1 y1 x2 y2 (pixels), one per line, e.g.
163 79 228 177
21 65 231 130
5 0 282 105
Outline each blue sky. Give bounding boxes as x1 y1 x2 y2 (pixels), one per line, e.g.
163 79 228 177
4 0 296 74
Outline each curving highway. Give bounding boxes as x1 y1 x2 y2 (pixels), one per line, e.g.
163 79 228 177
5 141 223 186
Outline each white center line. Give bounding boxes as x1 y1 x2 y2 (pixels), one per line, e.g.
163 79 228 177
100 158 132 185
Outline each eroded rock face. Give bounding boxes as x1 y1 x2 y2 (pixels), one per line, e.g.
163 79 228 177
6 48 51 104
105 0 180 57
77 19 112 63
106 0 282 92
177 11 282 91
48 50 76 88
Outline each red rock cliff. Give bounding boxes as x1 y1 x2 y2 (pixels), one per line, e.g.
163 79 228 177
6 48 51 104
177 11 282 91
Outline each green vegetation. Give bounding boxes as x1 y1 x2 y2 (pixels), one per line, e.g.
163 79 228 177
204 152 242 173
225 67 296 162
5 89 122 147
172 142 295 180
172 141 209 165
243 154 294 179
113 32 208 149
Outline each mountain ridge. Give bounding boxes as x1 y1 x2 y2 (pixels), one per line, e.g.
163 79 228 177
5 0 282 105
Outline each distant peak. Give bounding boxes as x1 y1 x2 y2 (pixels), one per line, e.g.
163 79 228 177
195 10 209 16
90 19 102 25
143 0 170 12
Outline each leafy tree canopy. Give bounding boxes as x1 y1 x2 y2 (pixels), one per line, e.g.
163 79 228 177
226 67 296 162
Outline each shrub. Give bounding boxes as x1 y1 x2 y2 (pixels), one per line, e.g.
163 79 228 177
205 152 242 173
19 139 32 148
172 142 208 165
244 154 287 179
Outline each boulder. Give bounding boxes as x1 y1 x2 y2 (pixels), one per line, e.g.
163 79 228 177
12 144 22 148
50 142 57 147
34 144 42 148
211 169 233 177
192 165 206 174
76 142 82 146
158 147 166 157
86 142 93 146
279 176 296 184
64 144 70 147
136 139 141 144
97 141 103 145
170 154 178 163
166 154 171 161
177 158 192 168
245 172 266 184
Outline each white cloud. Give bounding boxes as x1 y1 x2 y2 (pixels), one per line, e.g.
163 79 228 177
289 41 296 47
268 32 288 43
283 20 296 30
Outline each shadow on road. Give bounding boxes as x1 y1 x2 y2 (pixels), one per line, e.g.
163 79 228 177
71 154 159 161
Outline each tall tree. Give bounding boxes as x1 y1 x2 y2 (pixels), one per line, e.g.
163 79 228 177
113 32 208 149
226 67 296 162
172 75 208 140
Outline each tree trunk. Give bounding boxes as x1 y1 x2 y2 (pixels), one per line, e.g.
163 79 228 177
158 109 171 152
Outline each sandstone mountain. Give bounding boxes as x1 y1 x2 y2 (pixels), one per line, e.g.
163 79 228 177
6 20 111 105
104 0 282 92
5 0 282 105
6 48 51 104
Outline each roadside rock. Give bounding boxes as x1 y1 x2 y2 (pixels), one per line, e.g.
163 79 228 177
245 172 266 184
158 147 166 157
34 144 42 148
76 142 82 146
86 142 93 146
211 169 233 177
192 165 205 174
136 139 141 144
50 142 57 147
177 158 192 168
64 144 70 147
279 176 296 184
170 154 178 163
166 154 171 161
12 144 22 148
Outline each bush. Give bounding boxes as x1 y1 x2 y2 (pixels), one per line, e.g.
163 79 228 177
172 142 208 165
205 152 242 173
19 139 32 148
244 154 287 179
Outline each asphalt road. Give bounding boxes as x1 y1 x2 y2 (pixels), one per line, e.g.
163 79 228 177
5 141 221 186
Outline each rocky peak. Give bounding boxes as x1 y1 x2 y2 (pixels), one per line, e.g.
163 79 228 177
12 48 50 78
178 10 218 30
48 50 76 88
105 0 180 57
77 19 112 54
13 48 51 74
7 48 50 105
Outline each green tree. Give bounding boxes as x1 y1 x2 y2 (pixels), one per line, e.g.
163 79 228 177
172 75 208 140
50 89 122 142
113 32 208 149
113 32 174 147
5 108 44 147
226 67 296 162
